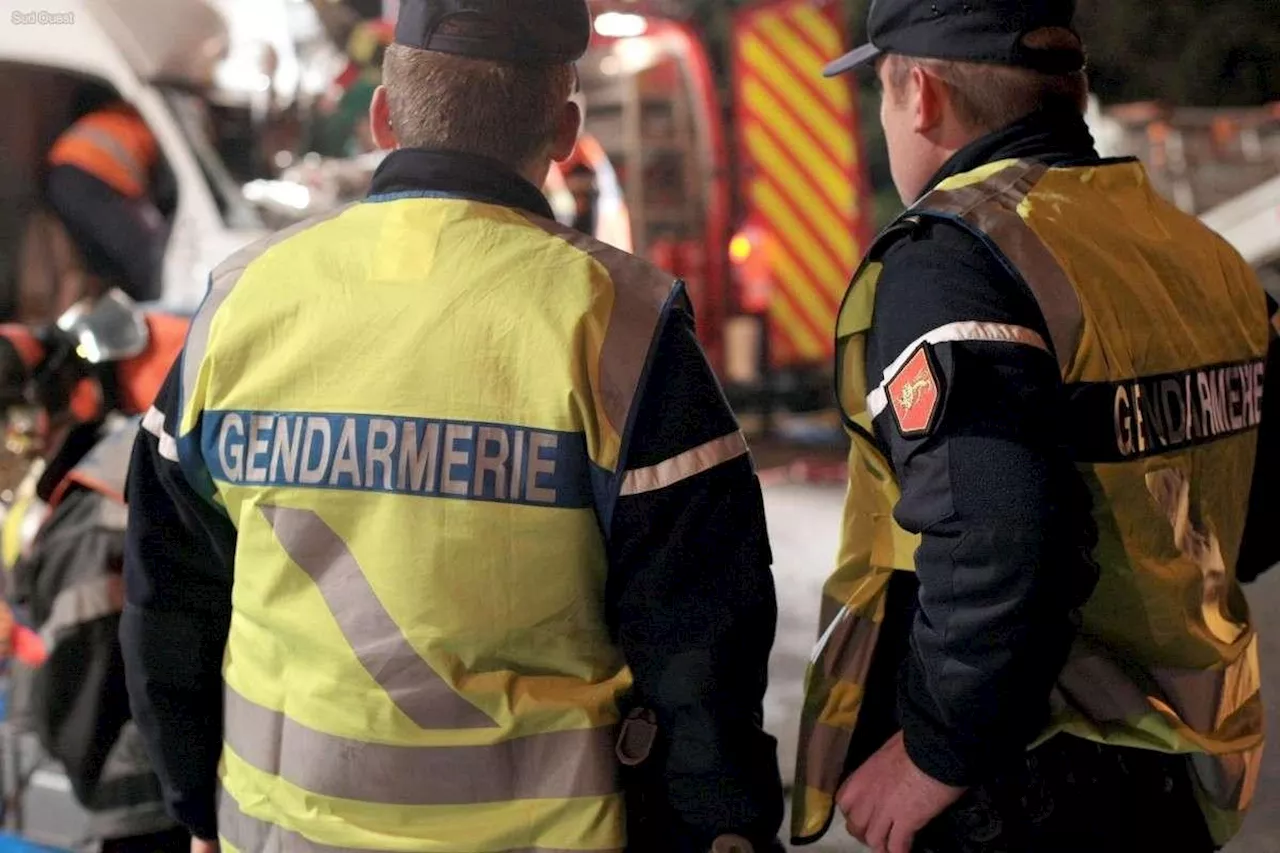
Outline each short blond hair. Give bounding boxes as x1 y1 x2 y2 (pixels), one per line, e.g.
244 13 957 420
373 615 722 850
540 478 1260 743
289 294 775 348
381 40 574 170
887 28 1089 133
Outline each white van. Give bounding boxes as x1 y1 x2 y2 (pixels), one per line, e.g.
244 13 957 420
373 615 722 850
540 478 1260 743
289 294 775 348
0 0 269 318
1201 175 1280 297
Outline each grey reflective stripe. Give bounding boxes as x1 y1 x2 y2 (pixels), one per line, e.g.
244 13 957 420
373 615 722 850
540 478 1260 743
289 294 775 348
39 575 124 651
97 499 128 532
180 206 354 433
68 417 141 501
85 800 174 844
524 215 679 436
866 321 1051 418
801 721 855 799
1193 748 1262 811
63 125 146 190
620 431 750 496
1058 646 1265 727
219 792 624 853
224 686 618 806
799 600 882 797
1055 643 1264 809
260 505 496 729
912 160 1084 372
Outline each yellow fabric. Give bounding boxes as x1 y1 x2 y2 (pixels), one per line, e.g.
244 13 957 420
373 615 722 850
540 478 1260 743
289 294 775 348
220 749 626 853
1017 163 1266 844
790 263 919 841
793 159 1268 846
181 196 676 851
1 494 34 572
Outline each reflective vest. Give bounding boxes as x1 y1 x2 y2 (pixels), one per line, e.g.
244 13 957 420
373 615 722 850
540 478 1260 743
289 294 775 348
173 195 686 852
793 158 1268 847
3 416 137 666
48 105 158 199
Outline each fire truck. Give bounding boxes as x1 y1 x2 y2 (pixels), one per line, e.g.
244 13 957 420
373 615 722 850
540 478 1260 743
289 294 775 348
568 0 875 414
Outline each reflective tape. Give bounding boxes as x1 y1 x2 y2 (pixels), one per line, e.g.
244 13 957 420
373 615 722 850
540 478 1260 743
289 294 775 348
142 406 179 463
798 595 884 798
620 431 750 497
59 126 146 194
525 215 680 439
56 417 140 507
259 505 497 730
224 687 618 807
801 721 855 799
867 322 1050 418
39 575 124 652
912 160 1084 371
219 791 625 853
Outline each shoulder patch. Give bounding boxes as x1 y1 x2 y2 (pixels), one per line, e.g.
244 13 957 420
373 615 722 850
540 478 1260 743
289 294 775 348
887 345 942 437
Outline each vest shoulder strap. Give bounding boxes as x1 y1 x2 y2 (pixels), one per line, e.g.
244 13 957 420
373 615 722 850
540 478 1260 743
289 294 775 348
525 213 686 441
906 159 1083 372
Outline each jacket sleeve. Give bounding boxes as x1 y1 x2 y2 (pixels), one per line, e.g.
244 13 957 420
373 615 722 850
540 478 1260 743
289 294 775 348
605 307 784 853
1237 296 1280 583
866 223 1100 787
120 361 236 841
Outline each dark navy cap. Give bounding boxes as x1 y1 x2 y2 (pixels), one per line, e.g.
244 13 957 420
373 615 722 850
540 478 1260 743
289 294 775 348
394 0 592 65
824 0 1084 77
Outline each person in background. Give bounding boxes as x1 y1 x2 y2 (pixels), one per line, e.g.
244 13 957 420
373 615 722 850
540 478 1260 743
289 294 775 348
0 298 189 853
45 101 167 304
792 1 1277 851
120 2 784 852
565 161 600 236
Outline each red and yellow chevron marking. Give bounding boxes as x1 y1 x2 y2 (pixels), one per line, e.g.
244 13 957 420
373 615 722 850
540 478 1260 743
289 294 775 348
732 0 874 366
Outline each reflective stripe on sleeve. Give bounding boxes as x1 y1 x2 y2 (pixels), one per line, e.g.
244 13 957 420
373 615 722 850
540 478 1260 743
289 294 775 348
63 126 146 191
867 322 1050 419
142 406 179 463
619 431 750 497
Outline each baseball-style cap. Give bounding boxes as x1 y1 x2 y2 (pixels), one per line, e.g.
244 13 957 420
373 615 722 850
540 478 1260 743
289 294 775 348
824 0 1084 77
394 0 592 65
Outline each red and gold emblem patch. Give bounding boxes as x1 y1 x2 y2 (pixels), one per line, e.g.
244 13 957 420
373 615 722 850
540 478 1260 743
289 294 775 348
887 346 941 436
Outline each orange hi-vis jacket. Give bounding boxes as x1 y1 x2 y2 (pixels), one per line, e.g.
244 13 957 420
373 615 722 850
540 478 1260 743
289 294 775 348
48 104 159 199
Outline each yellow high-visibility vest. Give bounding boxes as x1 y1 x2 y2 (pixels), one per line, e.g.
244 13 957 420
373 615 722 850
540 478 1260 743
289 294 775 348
174 193 686 852
794 158 1268 847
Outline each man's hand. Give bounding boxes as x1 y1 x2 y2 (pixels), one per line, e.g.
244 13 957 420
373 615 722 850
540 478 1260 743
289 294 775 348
836 731 966 853
191 837 219 853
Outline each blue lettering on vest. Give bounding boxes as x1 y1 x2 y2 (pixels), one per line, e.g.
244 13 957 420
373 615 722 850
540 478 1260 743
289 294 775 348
201 411 592 509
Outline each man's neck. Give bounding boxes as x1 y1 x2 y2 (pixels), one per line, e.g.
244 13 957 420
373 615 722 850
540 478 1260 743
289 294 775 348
916 105 1100 201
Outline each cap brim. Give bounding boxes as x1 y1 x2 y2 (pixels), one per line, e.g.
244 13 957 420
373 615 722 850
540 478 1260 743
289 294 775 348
822 42 881 77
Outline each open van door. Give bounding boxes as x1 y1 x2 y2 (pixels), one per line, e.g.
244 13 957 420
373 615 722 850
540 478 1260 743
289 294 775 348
0 0 268 318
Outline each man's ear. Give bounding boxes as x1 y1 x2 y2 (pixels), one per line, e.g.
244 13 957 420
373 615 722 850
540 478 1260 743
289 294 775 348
550 100 582 163
369 86 399 151
912 64 946 134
